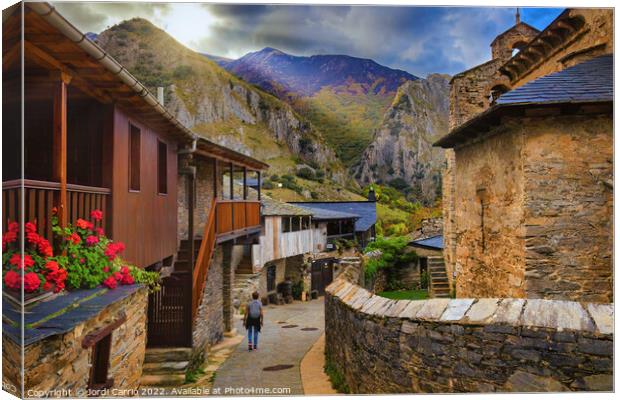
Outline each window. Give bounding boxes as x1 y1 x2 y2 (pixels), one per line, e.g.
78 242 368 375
89 333 112 390
266 265 276 292
129 123 141 191
157 140 168 194
291 216 300 232
301 216 310 230
282 217 291 233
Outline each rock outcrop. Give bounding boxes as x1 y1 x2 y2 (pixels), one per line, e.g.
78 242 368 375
354 74 450 204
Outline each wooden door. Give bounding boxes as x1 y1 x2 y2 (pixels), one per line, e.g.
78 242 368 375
147 272 192 347
311 259 334 296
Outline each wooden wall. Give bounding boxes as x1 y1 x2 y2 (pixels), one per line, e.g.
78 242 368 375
109 106 178 268
253 216 326 271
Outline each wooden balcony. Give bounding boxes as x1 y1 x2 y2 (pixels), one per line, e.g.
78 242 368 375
2 179 109 237
215 200 261 242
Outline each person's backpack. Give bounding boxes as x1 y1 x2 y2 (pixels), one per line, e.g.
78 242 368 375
248 299 261 319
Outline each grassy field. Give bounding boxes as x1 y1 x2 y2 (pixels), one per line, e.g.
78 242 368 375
378 289 429 300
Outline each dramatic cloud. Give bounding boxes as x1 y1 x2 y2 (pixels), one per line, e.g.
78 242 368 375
53 2 563 77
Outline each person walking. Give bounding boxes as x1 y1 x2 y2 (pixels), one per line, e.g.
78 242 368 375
244 291 263 351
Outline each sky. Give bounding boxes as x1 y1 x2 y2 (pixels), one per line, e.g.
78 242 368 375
53 2 564 77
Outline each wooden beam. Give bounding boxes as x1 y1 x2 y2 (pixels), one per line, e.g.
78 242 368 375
52 78 68 228
257 172 261 201
229 162 234 200
243 167 247 200
81 312 127 348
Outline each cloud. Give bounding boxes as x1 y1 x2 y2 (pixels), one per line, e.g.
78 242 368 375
52 3 563 77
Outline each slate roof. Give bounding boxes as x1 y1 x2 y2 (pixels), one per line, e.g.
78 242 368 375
261 196 312 216
435 54 613 149
291 201 377 232
410 235 444 250
496 54 613 105
295 205 360 221
3 284 143 346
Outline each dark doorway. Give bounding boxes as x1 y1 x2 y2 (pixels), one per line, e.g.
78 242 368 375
311 258 335 296
147 272 192 347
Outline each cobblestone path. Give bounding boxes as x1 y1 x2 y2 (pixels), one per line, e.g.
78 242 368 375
211 299 325 396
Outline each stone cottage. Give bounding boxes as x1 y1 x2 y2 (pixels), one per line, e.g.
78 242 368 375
437 9 613 302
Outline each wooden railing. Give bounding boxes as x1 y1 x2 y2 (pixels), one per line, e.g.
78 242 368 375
192 198 218 319
215 200 261 235
2 179 110 238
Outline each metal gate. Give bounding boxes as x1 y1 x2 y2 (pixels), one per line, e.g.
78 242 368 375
311 258 335 296
147 272 192 347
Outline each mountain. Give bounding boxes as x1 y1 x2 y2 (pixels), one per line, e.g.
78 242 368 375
222 47 418 97
217 47 419 167
95 18 352 190
354 74 450 205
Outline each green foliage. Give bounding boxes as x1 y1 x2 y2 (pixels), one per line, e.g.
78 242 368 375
324 360 350 394
296 167 316 180
310 191 319 200
364 236 417 281
378 289 428 300
420 270 429 290
185 365 205 384
262 180 275 190
172 65 194 80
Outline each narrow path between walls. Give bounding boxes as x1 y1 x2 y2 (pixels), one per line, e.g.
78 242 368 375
211 299 325 396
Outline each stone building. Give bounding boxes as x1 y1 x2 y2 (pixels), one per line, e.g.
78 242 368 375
437 9 613 302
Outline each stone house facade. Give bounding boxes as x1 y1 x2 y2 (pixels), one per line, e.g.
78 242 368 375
438 9 613 302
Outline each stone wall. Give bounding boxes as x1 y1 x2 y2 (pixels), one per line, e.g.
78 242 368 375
454 119 526 298
449 59 507 129
522 115 613 302
177 157 217 242
192 246 225 361
490 22 540 61
441 149 456 288
325 278 613 394
3 287 148 397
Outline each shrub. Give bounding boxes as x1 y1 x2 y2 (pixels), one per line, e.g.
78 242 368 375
296 167 315 180
262 180 275 190
420 270 429 289
173 65 193 80
310 191 319 200
364 236 417 281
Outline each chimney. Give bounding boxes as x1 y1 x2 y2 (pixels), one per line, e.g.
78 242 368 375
367 186 377 202
157 86 165 106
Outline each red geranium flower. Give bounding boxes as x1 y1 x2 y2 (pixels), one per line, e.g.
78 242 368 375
37 238 53 257
9 254 34 269
121 273 134 285
76 218 93 230
85 235 99 246
120 266 130 275
103 275 117 289
23 272 40 293
103 266 110 273
8 221 19 233
43 281 53 291
45 260 59 273
90 209 103 221
24 221 37 234
95 227 105 236
3 270 21 290
69 232 81 245
113 272 122 281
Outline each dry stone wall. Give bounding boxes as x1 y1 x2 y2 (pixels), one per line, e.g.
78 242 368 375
325 278 613 394
3 287 148 397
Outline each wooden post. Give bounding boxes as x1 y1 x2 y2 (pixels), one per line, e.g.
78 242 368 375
229 163 234 229
52 73 70 228
188 170 195 271
213 158 218 232
257 171 261 201
243 167 247 200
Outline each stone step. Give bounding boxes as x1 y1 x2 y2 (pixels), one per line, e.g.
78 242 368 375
140 374 186 387
142 361 189 375
144 347 192 364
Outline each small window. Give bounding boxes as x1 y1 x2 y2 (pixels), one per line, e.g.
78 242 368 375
282 217 291 233
89 333 112 390
157 140 168 194
129 123 141 191
292 217 300 232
